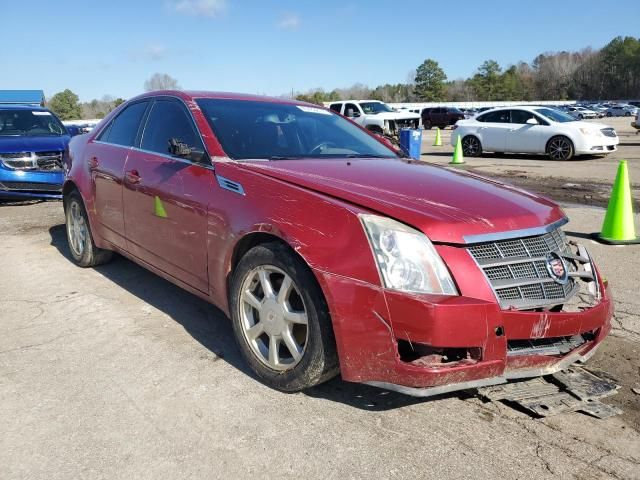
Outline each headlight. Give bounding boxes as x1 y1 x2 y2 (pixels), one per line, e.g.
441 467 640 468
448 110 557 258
579 127 601 136
360 214 458 295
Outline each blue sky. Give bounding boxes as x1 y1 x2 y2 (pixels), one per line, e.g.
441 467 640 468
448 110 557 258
1 0 639 101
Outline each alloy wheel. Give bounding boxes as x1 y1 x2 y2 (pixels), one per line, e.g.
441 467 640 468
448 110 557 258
462 136 481 156
67 201 87 256
548 137 572 160
239 265 309 371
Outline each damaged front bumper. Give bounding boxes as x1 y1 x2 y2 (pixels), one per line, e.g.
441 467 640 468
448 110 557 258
315 239 613 398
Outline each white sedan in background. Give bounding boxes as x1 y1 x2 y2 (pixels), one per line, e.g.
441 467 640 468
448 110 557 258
451 107 618 160
566 106 598 119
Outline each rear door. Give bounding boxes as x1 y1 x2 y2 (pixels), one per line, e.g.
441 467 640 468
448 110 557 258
88 100 149 249
506 109 545 153
476 110 510 152
122 98 212 293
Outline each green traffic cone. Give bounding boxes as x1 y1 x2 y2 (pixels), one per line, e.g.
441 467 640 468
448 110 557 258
450 135 465 165
594 160 639 244
154 195 168 218
433 127 442 146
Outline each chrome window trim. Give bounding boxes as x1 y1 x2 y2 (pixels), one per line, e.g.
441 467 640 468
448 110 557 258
463 217 569 244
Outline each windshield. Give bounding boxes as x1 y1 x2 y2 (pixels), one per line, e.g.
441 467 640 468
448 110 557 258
196 99 399 160
535 108 576 123
359 102 395 114
0 109 67 136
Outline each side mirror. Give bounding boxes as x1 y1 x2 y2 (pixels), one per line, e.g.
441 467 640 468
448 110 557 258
168 138 192 157
346 108 359 118
526 118 539 125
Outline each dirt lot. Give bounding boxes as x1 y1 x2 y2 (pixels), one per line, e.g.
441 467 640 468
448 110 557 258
421 117 640 208
1 122 640 478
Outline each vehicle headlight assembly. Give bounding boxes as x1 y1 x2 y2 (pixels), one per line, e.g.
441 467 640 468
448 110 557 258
360 214 458 295
579 127 600 137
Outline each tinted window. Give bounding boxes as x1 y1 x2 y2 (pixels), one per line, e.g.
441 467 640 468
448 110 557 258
329 103 342 113
100 101 148 146
141 100 203 156
196 99 398 160
510 110 537 124
477 110 510 123
344 103 360 117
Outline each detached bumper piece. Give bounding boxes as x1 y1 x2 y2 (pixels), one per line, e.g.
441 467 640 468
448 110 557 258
477 367 621 418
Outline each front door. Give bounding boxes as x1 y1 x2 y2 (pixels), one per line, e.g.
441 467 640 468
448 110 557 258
122 98 212 293
506 109 544 153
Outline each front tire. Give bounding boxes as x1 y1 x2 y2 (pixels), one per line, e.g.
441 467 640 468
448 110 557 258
65 191 113 267
547 136 574 161
462 135 483 157
229 242 339 392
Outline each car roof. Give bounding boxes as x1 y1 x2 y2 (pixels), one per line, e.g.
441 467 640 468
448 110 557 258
129 90 319 108
0 104 48 111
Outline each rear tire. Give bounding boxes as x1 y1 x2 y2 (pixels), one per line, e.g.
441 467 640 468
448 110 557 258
229 242 339 392
423 120 432 130
547 136 574 161
64 191 113 267
461 135 482 157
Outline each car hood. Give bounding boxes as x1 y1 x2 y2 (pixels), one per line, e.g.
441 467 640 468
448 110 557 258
239 158 564 244
0 135 70 153
565 121 611 130
370 112 420 121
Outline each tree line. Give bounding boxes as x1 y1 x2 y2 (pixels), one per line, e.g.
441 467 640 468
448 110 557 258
295 36 640 104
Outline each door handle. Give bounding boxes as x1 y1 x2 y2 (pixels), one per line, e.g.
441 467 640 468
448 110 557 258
125 169 141 184
88 156 99 169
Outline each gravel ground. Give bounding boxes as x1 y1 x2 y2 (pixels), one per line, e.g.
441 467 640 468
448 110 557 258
0 198 638 480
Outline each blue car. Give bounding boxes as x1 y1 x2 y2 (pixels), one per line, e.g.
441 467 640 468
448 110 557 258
0 105 72 200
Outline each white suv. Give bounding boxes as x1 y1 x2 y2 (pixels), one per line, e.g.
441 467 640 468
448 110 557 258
327 100 420 137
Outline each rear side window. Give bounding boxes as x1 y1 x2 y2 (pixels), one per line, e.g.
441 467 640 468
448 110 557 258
141 100 203 156
329 103 342 113
98 101 148 146
477 110 510 123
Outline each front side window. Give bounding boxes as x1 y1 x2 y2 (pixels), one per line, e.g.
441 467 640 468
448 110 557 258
141 100 204 158
477 110 510 123
99 101 149 146
344 103 361 117
196 99 399 160
0 109 66 136
535 108 575 123
510 110 537 124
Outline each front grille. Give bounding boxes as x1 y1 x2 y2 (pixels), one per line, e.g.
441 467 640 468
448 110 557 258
0 181 62 192
0 151 63 171
600 128 617 137
467 228 595 310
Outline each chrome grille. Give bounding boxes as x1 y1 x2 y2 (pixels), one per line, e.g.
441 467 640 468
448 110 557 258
467 228 589 310
0 151 63 171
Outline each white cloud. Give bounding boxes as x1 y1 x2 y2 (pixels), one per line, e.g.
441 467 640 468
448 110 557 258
171 0 226 17
131 43 168 61
277 12 300 30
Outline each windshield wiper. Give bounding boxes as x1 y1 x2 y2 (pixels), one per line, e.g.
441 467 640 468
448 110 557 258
266 155 304 160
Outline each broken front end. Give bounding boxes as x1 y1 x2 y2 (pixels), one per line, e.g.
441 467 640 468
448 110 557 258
318 220 612 397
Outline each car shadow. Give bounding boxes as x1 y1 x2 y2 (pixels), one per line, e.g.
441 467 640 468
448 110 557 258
48 224 460 411
0 199 47 207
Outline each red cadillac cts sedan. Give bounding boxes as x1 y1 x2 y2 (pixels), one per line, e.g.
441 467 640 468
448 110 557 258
63 91 612 396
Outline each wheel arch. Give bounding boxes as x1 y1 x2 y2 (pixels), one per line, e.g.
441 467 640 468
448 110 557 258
226 231 320 307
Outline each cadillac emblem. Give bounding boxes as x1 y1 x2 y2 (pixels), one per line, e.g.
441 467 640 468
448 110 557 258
545 252 569 285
